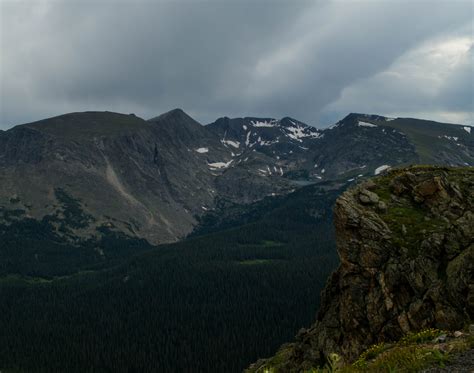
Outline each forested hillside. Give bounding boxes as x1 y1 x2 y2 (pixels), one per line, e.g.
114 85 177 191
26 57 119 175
0 184 341 373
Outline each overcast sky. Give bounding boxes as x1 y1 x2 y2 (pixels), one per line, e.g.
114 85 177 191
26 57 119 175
1 0 472 129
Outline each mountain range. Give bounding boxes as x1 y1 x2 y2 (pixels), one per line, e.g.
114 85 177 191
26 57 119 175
1 109 472 248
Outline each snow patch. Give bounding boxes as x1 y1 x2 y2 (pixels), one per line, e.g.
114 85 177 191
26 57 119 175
258 137 278 146
245 132 251 146
250 120 278 127
195 147 209 153
374 165 391 175
284 123 321 141
463 126 471 134
439 135 459 142
221 139 240 148
358 121 377 128
208 160 233 169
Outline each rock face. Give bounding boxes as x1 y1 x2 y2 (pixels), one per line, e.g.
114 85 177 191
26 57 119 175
247 166 474 371
0 110 223 244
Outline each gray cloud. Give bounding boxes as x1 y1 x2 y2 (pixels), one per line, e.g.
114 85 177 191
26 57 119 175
1 0 472 129
437 46 473 113
323 26 473 125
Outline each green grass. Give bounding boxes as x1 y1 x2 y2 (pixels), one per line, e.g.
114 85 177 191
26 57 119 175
366 166 474 257
355 345 451 372
382 206 445 257
250 346 293 372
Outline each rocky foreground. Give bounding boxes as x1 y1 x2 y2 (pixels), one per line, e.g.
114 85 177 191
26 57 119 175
247 166 474 372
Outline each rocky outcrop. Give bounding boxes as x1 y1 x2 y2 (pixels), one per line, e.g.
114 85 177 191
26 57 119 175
247 166 474 372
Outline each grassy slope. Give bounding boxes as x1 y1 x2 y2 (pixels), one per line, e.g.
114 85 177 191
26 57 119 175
380 118 472 164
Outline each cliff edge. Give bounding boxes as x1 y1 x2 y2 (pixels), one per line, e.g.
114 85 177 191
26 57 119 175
248 166 474 371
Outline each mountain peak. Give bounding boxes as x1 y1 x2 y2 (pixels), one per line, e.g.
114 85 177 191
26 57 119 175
147 108 219 144
279 117 313 128
148 108 195 124
17 111 149 138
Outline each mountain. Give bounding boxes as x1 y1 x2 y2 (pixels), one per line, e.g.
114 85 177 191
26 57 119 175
247 166 474 372
0 109 474 243
0 106 473 373
0 110 472 274
0 109 228 245
207 113 473 181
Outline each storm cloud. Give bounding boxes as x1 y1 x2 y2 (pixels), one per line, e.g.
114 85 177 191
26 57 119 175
1 0 472 129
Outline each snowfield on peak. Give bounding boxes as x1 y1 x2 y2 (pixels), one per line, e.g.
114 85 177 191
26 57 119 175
358 121 377 128
283 125 321 142
250 120 278 128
